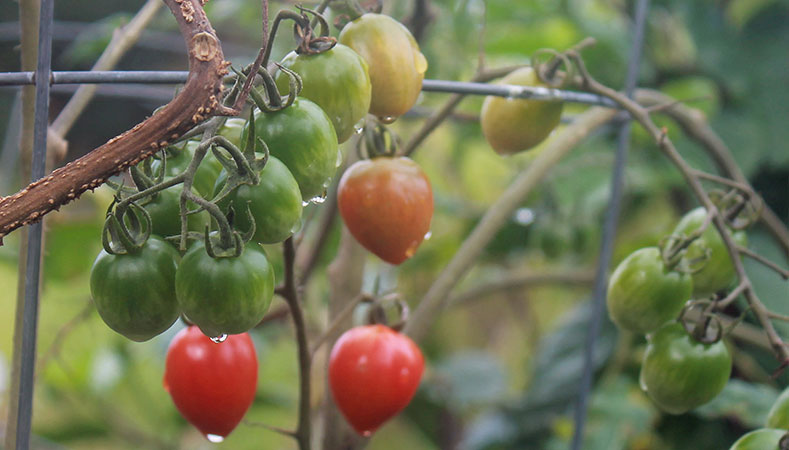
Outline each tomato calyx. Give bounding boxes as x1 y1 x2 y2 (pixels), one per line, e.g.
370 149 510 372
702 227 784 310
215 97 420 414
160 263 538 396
659 232 711 275
101 199 151 255
291 7 337 55
365 293 410 332
677 300 730 345
358 118 399 159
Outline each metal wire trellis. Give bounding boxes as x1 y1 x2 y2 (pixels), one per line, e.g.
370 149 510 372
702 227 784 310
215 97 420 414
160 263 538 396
2 2 650 447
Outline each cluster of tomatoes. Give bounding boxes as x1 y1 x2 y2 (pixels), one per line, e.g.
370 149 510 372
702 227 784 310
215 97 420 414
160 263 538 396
606 207 747 415
88 10 434 440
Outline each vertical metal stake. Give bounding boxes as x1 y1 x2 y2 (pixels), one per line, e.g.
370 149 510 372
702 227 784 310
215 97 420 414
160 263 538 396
570 1 651 448
16 0 54 446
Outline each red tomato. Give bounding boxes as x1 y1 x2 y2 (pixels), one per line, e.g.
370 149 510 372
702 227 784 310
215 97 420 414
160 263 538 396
163 326 258 441
337 157 433 264
328 325 425 436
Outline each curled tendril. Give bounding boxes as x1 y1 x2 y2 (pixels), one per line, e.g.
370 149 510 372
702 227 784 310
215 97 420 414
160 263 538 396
101 201 151 255
678 300 725 344
532 48 574 88
659 232 711 274
708 189 763 230
294 7 337 55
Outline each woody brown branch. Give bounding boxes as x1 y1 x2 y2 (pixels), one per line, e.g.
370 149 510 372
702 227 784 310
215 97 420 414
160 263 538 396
0 0 229 244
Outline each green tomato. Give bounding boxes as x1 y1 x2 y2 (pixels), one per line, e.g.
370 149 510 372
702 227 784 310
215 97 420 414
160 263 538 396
277 44 371 143
480 67 564 155
607 247 693 334
729 429 787 450
767 386 789 429
243 98 338 201
89 236 180 342
673 207 747 297
175 240 275 337
217 118 247 149
339 13 427 120
143 185 209 238
639 322 732 414
215 156 303 244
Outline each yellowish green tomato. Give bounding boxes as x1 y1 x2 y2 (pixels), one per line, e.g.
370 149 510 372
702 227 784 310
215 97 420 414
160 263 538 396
767 386 789 429
480 67 563 155
339 13 427 120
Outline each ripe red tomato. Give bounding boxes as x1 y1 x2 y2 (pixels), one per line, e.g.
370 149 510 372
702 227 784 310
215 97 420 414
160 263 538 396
163 326 258 441
337 157 433 264
328 325 425 436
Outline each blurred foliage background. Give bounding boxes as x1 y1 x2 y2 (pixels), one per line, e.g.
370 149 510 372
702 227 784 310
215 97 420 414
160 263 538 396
0 0 787 448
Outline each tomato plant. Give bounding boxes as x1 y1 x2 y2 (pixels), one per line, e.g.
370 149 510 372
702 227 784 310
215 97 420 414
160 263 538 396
728 429 787 450
480 67 564 154
163 326 258 441
639 321 732 414
328 324 425 436
215 155 303 244
606 247 693 333
89 235 180 342
672 207 747 297
337 156 433 264
276 44 371 143
175 240 275 337
243 98 338 201
339 13 427 120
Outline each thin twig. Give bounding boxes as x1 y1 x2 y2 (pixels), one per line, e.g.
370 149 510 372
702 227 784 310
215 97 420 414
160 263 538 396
715 281 750 309
278 237 311 450
405 107 617 341
635 89 789 255
242 419 296 437
448 270 595 306
768 312 789 322
737 245 789 280
572 51 789 364
691 169 755 194
309 293 372 358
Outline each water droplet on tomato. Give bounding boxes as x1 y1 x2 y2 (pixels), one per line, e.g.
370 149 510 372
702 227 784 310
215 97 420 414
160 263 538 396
336 149 343 167
206 433 225 443
361 430 373 438
423 231 432 240
379 116 397 124
209 334 227 343
302 200 310 207
308 188 328 205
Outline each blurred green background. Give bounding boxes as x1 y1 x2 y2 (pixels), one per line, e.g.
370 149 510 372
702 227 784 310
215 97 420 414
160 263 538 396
0 0 787 448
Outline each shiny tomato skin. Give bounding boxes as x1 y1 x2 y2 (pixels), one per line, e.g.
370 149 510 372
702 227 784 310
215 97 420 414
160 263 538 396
639 322 732 415
328 325 425 435
215 156 303 244
163 326 258 439
89 236 180 342
729 429 786 450
277 44 371 143
339 13 427 119
480 67 563 154
175 241 275 337
767 386 789 429
337 157 433 264
243 98 338 201
606 247 693 334
672 207 747 297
